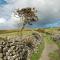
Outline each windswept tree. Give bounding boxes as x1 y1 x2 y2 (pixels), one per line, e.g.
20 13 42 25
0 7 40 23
14 7 38 36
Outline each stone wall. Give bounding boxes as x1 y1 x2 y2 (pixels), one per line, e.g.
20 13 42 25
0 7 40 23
0 32 42 60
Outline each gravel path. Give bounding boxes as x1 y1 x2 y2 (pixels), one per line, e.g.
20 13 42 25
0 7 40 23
39 35 58 60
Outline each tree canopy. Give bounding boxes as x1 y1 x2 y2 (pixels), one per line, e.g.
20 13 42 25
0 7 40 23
16 7 38 25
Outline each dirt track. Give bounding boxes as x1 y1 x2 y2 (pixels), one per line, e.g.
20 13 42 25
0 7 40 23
39 35 58 60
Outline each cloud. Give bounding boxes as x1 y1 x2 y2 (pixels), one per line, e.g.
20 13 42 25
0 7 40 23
32 0 60 18
0 0 60 29
0 0 30 19
0 18 6 23
1 0 60 19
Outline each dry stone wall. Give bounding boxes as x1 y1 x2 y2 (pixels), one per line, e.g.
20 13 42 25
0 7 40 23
0 32 42 60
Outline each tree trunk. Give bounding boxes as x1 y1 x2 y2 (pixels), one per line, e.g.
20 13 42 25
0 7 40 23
20 23 26 39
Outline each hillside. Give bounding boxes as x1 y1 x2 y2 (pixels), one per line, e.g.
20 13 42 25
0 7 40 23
0 28 60 60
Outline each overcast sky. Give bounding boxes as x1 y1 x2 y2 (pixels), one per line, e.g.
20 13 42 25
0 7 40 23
0 0 60 29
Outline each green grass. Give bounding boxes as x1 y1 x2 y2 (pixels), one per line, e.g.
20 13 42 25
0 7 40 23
44 34 54 44
31 40 44 60
43 33 60 60
56 41 60 48
48 35 60 60
44 34 60 60
31 33 53 60
49 50 60 60
0 30 32 37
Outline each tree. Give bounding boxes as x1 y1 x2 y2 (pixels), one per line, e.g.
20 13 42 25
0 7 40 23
14 7 38 37
12 7 39 60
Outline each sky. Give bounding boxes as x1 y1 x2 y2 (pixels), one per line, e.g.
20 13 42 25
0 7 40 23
0 0 60 29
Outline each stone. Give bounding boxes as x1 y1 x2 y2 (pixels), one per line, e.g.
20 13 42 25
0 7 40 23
0 53 3 58
0 58 3 60
7 56 11 60
0 47 3 53
12 55 16 59
3 47 8 52
15 58 19 60
3 56 7 60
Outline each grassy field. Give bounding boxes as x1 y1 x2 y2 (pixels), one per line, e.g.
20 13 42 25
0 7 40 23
49 50 60 60
0 28 60 60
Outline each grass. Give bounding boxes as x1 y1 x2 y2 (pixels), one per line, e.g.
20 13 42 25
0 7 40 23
48 35 60 60
31 39 44 60
31 28 60 60
44 34 60 60
56 41 60 48
44 34 54 44
49 50 60 60
30 33 54 60
42 33 60 60
0 30 32 37
30 33 52 60
49 41 60 60
1 28 60 60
